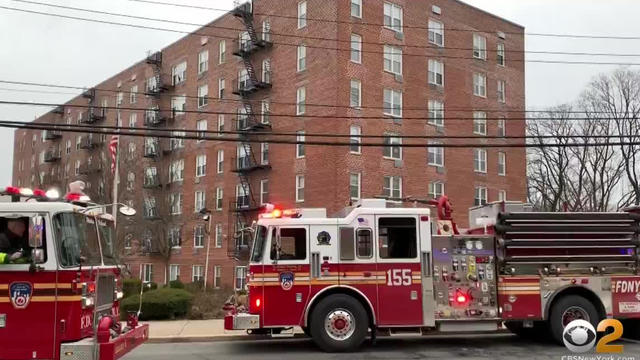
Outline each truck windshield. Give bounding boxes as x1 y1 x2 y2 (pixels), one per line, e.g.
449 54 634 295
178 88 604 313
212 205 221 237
54 212 101 267
97 219 117 266
251 225 268 262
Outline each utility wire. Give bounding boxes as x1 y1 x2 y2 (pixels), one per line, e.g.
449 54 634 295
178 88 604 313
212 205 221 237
126 0 640 41
4 5 640 66
12 0 640 58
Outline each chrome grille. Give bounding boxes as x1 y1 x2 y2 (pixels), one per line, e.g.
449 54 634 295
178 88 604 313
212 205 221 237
96 274 114 308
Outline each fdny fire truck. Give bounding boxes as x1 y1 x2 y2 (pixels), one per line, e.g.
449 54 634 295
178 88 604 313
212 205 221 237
225 197 640 352
0 184 148 360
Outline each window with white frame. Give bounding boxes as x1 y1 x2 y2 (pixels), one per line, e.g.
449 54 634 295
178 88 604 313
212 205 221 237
298 1 307 29
169 159 184 182
296 131 305 158
219 40 226 64
383 2 403 33
216 187 223 210
262 20 271 41
428 19 444 46
383 176 402 199
217 150 224 173
236 184 249 208
127 172 135 191
497 43 505 66
169 227 182 248
498 152 506 176
498 190 507 202
428 181 445 200
217 115 225 136
350 79 361 108
296 87 306 115
474 149 487 173
262 59 271 83
261 99 271 124
196 120 207 142
129 113 137 128
195 155 207 178
130 85 138 104
172 61 187 85
218 78 225 98
351 0 362 18
383 88 402 117
215 224 223 248
194 225 204 248
214 266 222 288
235 266 247 290
350 125 361 154
261 142 269 165
296 175 305 202
428 59 444 86
350 34 362 63
260 179 269 205
169 193 183 215
142 264 153 283
428 142 444 167
383 134 402 160
473 34 487 60
198 85 208 108
498 118 506 137
297 45 306 72
350 173 361 200
497 80 506 103
473 73 487 97
198 50 209 74
383 45 402 75
428 100 444 126
473 111 487 135
195 191 206 213
66 140 71 154
169 265 180 282
192 265 204 283
171 95 187 115
475 186 488 206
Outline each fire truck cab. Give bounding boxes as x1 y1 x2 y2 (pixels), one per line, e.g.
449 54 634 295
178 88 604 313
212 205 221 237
225 198 640 352
0 186 148 360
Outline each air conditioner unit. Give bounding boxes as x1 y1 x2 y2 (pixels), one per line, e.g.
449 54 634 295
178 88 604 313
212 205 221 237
432 5 442 15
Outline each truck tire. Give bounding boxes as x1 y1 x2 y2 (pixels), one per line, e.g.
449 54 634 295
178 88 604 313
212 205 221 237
549 295 600 345
310 294 369 352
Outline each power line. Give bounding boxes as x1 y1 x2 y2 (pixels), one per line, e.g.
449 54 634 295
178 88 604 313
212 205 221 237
126 0 640 41
5 5 640 66
13 0 640 59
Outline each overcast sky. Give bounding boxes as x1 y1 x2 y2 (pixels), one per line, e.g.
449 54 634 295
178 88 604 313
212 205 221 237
1 0 640 186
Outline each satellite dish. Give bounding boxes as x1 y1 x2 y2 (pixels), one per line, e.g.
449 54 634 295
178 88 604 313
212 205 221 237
119 206 136 216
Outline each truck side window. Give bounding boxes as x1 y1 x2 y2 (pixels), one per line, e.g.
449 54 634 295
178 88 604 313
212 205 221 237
277 228 307 261
0 216 43 264
356 229 373 258
339 227 355 260
378 217 417 259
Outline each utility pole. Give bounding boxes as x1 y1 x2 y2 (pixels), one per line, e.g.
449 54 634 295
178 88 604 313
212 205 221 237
200 208 213 290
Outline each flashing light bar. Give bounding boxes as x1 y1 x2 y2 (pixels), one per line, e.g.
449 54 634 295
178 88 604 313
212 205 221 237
259 204 302 219
1 186 61 201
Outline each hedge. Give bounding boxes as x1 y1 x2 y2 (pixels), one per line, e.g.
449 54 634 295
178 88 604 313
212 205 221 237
120 288 194 320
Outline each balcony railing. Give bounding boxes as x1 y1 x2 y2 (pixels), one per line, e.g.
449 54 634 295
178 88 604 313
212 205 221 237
232 156 271 173
80 107 106 124
143 209 160 220
82 88 95 100
232 35 272 57
79 135 101 150
143 145 159 158
144 109 173 127
44 130 62 141
146 51 162 65
235 115 271 132
78 163 102 175
44 150 61 163
144 74 173 97
232 72 272 96
143 175 161 189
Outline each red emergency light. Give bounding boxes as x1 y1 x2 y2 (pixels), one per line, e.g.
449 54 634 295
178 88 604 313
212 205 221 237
454 290 470 305
259 203 301 219
1 186 60 201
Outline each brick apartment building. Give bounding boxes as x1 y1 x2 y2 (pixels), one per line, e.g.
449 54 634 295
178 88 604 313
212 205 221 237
11 0 526 290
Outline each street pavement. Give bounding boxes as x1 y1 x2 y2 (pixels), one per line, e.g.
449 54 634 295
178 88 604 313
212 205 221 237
125 333 640 360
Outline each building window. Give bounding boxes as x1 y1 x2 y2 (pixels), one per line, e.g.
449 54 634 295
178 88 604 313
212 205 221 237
171 95 187 115
217 115 225 136
498 152 506 176
498 190 507 202
217 150 224 173
428 142 444 167
235 266 247 290
196 120 207 143
383 88 402 117
473 34 487 60
428 20 444 47
262 58 271 83
296 87 306 115
194 225 204 248
169 227 182 248
298 1 307 29
474 149 487 173
66 140 71 154
350 125 361 154
261 143 269 165
383 45 402 75
198 50 209 74
260 179 269 205
351 0 362 18
473 111 487 135
297 45 306 72
130 85 138 104
198 85 208 108
215 224 223 248
169 193 183 215
428 100 444 127
383 176 402 199
129 113 137 128
428 59 444 86
218 78 225 98
497 80 506 103
216 187 223 210
169 159 184 182
296 131 305 158
475 187 488 206
169 265 180 282
127 172 135 191
236 184 249 209
192 265 204 283
172 61 187 85
219 40 226 64
383 2 403 33
261 99 271 124
350 173 361 200
351 34 362 63
350 79 361 108
214 266 222 288
428 181 445 200
498 118 506 137
296 175 305 202
497 43 505 66
196 155 207 177
383 134 402 160
473 73 487 97
142 264 153 283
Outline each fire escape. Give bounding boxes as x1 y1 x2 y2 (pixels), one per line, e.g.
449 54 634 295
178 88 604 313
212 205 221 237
229 0 272 259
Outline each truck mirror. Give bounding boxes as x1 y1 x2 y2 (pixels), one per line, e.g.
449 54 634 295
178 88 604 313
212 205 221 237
32 249 45 264
28 216 44 248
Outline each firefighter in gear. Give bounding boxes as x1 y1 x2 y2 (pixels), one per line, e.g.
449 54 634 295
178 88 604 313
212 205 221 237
0 219 28 264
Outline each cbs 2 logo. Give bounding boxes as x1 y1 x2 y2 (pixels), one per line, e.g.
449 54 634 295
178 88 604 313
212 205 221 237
564 319 624 354
386 269 412 286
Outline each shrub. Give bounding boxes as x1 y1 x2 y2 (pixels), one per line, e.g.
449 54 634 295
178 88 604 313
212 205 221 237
169 280 185 289
188 287 235 320
122 279 158 299
120 288 194 320
183 281 204 293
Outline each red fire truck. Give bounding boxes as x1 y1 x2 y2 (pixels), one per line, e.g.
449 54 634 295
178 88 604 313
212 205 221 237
0 185 148 360
225 197 640 352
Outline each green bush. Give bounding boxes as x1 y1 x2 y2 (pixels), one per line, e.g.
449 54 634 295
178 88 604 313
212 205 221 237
183 281 204 293
169 280 185 289
122 279 158 299
188 287 235 320
120 288 194 320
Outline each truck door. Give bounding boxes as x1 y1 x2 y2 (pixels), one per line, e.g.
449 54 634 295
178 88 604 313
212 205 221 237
375 215 423 326
262 226 310 327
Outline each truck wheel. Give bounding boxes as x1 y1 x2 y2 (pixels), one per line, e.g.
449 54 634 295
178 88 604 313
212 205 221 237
549 295 600 345
310 294 369 352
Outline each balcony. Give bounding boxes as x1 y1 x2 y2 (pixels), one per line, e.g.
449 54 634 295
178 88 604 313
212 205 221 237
79 135 101 150
142 209 160 221
52 106 64 115
143 144 159 158
232 0 252 18
82 88 96 100
78 163 102 175
144 109 172 127
235 115 271 132
44 150 61 163
232 36 272 57
146 51 162 66
232 73 272 97
143 175 161 189
231 199 261 213
80 107 105 124
232 156 271 173
44 130 62 141
144 75 173 97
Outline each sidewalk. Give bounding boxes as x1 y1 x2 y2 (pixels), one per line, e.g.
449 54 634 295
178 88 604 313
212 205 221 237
146 319 303 343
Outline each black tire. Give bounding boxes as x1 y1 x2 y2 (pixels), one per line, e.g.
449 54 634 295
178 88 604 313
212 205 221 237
302 326 311 337
310 294 369 352
549 295 600 345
